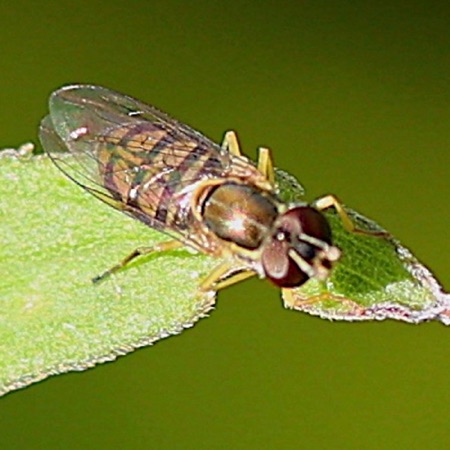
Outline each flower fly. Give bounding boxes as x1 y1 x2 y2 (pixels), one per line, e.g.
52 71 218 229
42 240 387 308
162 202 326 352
39 85 360 297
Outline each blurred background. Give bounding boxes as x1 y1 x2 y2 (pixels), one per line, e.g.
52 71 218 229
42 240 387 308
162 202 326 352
1 1 450 449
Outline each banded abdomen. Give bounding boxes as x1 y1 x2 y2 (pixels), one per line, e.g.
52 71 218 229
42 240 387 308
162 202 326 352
96 121 269 242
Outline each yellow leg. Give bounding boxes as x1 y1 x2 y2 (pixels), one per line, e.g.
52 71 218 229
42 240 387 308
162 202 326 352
313 194 388 237
221 130 242 157
283 288 335 309
199 260 256 292
92 240 184 283
283 288 364 314
212 270 257 292
283 288 305 309
221 130 275 187
257 147 275 187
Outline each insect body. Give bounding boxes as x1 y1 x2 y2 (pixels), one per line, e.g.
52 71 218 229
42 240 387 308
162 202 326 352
39 85 342 295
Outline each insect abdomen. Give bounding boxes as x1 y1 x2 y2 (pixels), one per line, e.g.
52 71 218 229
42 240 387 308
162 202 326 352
97 122 227 232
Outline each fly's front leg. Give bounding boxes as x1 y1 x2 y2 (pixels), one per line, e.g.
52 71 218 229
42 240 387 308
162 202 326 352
221 130 242 157
257 147 275 187
199 260 256 292
314 194 388 237
283 288 365 314
92 240 184 283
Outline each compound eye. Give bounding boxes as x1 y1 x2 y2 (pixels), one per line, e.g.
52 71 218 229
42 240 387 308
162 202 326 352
282 207 332 245
261 236 309 288
261 206 336 288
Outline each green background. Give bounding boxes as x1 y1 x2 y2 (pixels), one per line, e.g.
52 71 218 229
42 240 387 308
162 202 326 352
1 1 450 449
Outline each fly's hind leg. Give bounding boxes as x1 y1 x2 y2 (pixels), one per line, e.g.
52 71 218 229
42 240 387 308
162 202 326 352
199 260 256 292
314 194 388 237
92 240 184 283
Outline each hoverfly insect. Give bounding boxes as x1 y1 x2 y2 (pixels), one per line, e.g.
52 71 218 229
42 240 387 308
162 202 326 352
40 85 354 298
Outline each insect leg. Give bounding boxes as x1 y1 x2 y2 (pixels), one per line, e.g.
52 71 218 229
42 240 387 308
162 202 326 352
210 270 257 292
221 130 242 156
92 240 184 283
257 147 275 187
313 194 388 237
283 288 310 309
199 261 256 292
283 288 364 313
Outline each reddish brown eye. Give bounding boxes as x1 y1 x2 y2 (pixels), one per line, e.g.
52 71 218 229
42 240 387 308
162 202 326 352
261 206 334 288
261 236 309 288
282 207 332 244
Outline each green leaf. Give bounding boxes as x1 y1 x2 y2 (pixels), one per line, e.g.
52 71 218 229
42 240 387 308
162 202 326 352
1 147 449 397
276 170 450 324
0 148 217 396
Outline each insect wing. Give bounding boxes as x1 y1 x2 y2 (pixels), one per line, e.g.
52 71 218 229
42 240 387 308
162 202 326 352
39 114 125 211
46 85 223 155
39 85 233 237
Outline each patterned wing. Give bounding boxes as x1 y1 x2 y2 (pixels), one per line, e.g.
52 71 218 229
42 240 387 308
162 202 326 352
40 85 261 246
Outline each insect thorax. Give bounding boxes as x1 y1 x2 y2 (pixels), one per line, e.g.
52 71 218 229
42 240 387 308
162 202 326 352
202 182 279 250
